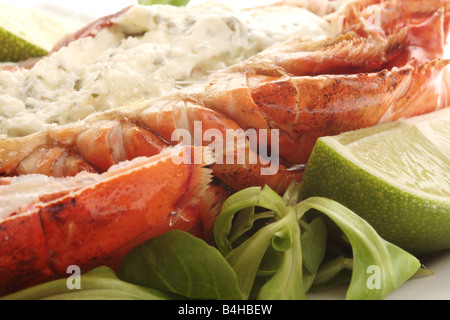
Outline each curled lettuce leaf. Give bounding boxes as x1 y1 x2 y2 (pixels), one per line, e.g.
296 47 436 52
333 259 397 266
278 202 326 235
214 181 421 300
1 266 179 300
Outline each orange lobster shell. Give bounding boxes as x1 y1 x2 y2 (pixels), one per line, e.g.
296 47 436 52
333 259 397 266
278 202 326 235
0 146 227 296
0 0 450 297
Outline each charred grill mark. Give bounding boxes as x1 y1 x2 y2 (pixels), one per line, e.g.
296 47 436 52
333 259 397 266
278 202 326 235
45 203 67 221
38 208 47 238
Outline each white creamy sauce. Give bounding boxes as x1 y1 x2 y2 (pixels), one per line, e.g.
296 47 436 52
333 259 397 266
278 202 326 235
0 2 333 137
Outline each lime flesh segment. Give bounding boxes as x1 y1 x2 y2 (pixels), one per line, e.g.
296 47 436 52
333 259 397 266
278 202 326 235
302 108 450 255
346 119 450 199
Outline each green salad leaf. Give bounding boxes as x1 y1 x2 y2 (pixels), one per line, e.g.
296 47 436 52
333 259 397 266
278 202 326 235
3 181 422 301
138 0 190 6
1 266 179 300
311 256 354 291
214 181 421 300
214 187 306 300
119 230 243 300
296 197 421 300
256 208 305 300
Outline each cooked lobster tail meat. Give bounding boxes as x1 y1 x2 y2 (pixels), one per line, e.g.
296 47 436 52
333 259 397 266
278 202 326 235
0 146 228 296
0 99 303 193
228 29 409 77
329 0 450 38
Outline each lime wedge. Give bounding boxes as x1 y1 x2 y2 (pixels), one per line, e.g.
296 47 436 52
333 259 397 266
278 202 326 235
0 4 82 62
302 108 450 255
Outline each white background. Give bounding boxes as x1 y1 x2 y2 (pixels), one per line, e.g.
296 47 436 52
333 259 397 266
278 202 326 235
1 0 450 301
0 0 275 23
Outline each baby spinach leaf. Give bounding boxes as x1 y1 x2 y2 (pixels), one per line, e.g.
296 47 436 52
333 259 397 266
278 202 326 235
224 217 288 299
228 206 275 246
310 256 353 292
300 216 327 275
295 197 421 300
312 256 353 286
214 182 420 300
257 209 306 300
119 230 243 300
214 186 308 300
214 186 286 255
257 246 283 276
1 266 177 300
282 180 303 206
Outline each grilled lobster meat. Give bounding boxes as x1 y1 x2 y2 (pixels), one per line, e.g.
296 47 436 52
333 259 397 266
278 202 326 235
0 146 228 295
0 0 449 296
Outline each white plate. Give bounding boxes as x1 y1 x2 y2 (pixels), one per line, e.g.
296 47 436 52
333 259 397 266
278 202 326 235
2 0 449 301
306 250 450 300
386 251 450 300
